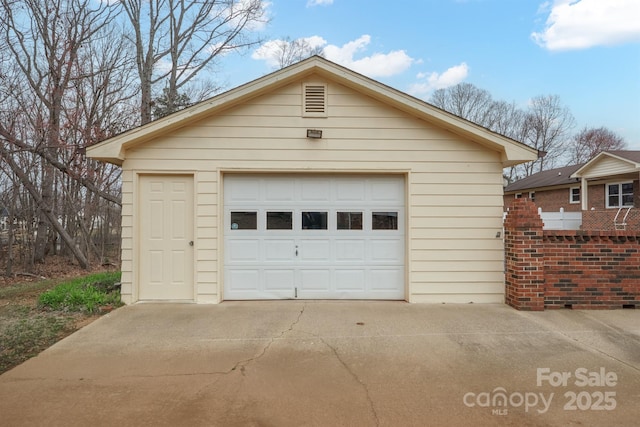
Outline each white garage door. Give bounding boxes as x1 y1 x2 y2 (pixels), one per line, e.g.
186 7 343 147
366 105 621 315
223 175 405 300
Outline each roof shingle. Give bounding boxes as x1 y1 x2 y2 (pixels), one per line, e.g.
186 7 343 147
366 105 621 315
505 164 584 192
505 150 640 193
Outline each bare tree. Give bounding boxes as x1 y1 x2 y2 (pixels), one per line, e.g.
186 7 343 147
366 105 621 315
491 101 532 183
567 126 627 164
489 101 527 139
120 0 268 124
521 95 575 174
429 83 498 129
268 36 325 69
429 84 580 178
0 0 119 268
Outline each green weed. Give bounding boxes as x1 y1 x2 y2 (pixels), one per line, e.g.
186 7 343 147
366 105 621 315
38 271 122 313
0 313 71 373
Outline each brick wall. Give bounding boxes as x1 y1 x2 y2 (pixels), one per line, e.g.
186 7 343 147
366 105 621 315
582 208 640 231
504 199 640 310
504 188 574 212
586 184 606 210
536 188 581 212
504 187 586 212
504 181 639 213
504 198 545 311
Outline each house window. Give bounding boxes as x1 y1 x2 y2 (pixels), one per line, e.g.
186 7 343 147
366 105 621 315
515 193 522 199
529 192 535 202
606 182 634 208
570 187 580 204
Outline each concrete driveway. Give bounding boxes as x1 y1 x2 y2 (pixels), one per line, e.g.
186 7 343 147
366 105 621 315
0 302 638 427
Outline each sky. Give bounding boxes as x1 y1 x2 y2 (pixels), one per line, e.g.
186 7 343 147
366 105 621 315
218 0 640 150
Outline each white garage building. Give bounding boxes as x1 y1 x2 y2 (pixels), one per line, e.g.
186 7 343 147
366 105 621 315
87 56 537 304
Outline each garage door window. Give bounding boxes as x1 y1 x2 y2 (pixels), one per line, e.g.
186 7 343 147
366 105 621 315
302 211 328 229
267 211 293 230
337 212 363 230
372 212 398 230
230 212 257 230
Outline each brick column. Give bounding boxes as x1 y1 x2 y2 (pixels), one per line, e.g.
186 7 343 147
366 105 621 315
504 199 545 310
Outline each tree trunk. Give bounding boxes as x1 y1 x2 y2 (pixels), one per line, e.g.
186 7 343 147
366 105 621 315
5 188 16 277
140 76 153 125
33 163 53 262
1 147 89 269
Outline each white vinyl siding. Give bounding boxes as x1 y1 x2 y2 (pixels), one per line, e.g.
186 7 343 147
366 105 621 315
120 77 506 303
580 156 638 178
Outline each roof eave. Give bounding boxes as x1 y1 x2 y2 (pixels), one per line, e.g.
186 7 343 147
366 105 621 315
307 63 538 166
86 58 323 164
87 56 539 166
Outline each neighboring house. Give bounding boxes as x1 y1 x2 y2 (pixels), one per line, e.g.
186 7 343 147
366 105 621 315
504 151 640 230
504 163 585 212
87 56 537 305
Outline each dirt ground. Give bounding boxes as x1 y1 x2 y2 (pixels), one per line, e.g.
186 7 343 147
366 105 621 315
0 256 117 374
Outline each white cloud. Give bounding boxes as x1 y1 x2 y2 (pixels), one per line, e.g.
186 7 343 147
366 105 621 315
408 63 469 96
252 34 415 78
251 40 283 67
532 0 640 50
322 35 414 77
307 0 334 6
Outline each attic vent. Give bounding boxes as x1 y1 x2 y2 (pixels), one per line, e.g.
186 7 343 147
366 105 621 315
303 83 327 117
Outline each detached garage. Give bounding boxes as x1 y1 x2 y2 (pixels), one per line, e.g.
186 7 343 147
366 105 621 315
87 56 537 304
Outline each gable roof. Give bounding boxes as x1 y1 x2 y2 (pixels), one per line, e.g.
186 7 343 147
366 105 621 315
505 150 640 193
87 56 538 166
504 163 584 193
571 150 640 178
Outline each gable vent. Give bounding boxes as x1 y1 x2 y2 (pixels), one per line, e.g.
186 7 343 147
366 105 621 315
303 83 327 116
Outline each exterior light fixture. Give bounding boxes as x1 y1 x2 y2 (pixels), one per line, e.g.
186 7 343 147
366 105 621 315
306 129 322 139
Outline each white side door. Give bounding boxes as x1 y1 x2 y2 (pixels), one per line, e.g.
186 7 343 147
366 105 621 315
139 175 194 300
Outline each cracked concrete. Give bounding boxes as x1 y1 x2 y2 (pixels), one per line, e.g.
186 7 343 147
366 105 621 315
313 332 380 426
230 303 306 374
0 302 639 427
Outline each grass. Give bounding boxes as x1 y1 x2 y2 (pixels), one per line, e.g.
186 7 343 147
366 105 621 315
38 271 122 313
0 279 56 300
0 270 122 374
0 313 71 373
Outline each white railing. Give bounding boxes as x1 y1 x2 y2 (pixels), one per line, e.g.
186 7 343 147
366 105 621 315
614 207 632 230
538 207 582 230
503 207 582 230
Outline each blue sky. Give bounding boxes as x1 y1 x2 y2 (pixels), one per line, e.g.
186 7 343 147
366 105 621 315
220 0 640 150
